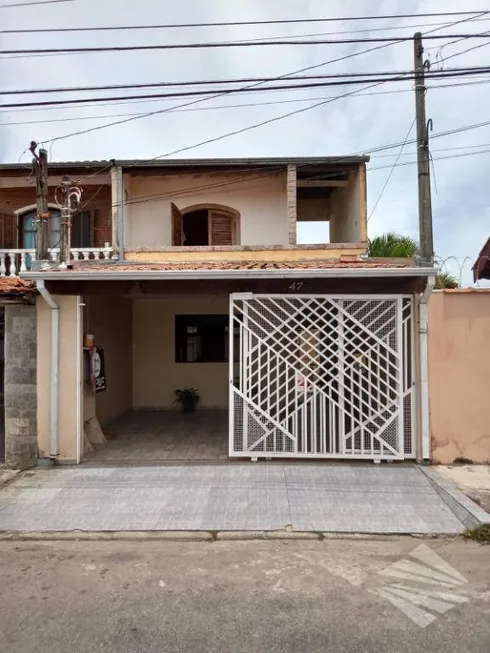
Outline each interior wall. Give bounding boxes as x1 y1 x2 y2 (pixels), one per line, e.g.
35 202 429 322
133 296 230 409
126 171 288 248
297 197 330 223
85 296 133 426
329 167 365 243
37 295 81 462
429 291 490 464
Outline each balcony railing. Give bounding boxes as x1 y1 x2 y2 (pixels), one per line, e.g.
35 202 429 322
0 244 114 277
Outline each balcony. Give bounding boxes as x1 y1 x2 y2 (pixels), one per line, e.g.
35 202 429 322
0 244 114 277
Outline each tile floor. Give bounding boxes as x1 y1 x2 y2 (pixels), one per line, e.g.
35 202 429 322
0 464 466 534
84 410 230 464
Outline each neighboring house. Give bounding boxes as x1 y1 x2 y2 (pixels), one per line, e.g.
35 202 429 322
472 236 490 282
0 157 435 467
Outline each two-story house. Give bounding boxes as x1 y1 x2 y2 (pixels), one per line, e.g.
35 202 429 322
0 157 435 466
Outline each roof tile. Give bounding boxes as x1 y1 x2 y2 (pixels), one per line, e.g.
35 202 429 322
66 257 415 273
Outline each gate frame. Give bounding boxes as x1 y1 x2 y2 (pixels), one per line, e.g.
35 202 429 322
229 292 417 461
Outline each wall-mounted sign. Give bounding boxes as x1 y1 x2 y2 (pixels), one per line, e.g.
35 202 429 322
92 347 106 393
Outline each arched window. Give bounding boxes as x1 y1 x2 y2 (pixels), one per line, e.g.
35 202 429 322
172 203 240 246
14 204 61 249
14 203 93 249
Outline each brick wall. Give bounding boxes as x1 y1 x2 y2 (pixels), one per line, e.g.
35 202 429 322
4 304 37 469
0 185 112 249
287 165 297 245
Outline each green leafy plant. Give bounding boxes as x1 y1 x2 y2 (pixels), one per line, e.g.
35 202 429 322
434 271 459 289
463 524 490 544
367 233 419 258
367 232 459 289
174 388 200 414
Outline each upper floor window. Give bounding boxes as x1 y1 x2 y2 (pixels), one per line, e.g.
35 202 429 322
172 203 240 246
0 205 95 250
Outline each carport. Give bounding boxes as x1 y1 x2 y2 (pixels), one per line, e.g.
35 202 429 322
28 264 434 465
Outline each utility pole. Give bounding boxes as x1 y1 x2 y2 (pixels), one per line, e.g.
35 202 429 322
30 141 49 261
57 176 82 268
413 32 434 266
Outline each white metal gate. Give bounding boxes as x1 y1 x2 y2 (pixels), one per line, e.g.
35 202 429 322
229 294 415 460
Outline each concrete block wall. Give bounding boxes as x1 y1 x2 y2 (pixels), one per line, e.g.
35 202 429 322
287 164 297 245
4 304 37 469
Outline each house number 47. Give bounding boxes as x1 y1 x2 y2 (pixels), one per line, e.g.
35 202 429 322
289 282 304 291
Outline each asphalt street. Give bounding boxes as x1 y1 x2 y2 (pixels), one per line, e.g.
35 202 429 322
0 537 489 652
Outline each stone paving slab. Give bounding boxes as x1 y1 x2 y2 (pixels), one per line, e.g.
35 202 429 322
0 463 466 534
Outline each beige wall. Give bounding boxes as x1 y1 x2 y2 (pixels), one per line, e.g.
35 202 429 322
37 295 82 462
133 296 231 409
329 170 364 243
126 172 288 248
85 296 133 426
429 291 490 464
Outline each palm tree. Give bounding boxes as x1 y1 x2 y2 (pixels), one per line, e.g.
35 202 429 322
367 232 459 289
367 233 419 258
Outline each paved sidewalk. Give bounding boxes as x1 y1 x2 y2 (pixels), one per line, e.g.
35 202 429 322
0 463 469 534
434 464 490 512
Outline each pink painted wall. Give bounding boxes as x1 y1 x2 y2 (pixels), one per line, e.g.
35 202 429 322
429 290 490 464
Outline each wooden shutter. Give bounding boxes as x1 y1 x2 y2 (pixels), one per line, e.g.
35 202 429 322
209 211 234 246
0 213 16 249
171 203 183 246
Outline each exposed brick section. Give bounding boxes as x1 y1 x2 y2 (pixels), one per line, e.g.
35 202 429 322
4 305 37 469
287 164 297 245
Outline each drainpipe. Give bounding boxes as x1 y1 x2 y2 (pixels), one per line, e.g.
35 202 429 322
419 274 435 462
36 280 59 459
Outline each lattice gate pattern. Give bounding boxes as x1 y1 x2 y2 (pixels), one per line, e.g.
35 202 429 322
229 295 415 460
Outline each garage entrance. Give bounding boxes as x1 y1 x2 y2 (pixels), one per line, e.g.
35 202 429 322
230 294 415 460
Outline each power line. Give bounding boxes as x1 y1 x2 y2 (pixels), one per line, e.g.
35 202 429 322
3 33 490 56
4 76 489 116
368 118 416 220
37 14 477 150
95 118 490 212
369 147 490 171
3 78 490 126
5 21 490 61
3 65 487 96
1 10 487 30
370 142 490 158
5 68 490 109
37 40 402 146
4 18 490 40
0 0 73 7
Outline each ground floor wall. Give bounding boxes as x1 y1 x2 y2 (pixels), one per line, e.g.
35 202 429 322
85 296 133 426
37 295 81 462
429 290 490 464
133 296 230 409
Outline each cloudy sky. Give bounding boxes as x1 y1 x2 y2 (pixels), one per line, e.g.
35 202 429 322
1 0 489 284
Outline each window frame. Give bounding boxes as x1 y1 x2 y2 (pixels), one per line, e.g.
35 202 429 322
175 314 239 363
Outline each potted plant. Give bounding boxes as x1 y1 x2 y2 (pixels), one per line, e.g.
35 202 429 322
174 388 200 414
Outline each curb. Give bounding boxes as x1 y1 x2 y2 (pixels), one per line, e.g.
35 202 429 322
0 530 460 542
0 469 20 489
419 466 490 528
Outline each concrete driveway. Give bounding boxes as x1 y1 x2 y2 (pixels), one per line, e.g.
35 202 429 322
0 463 485 534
